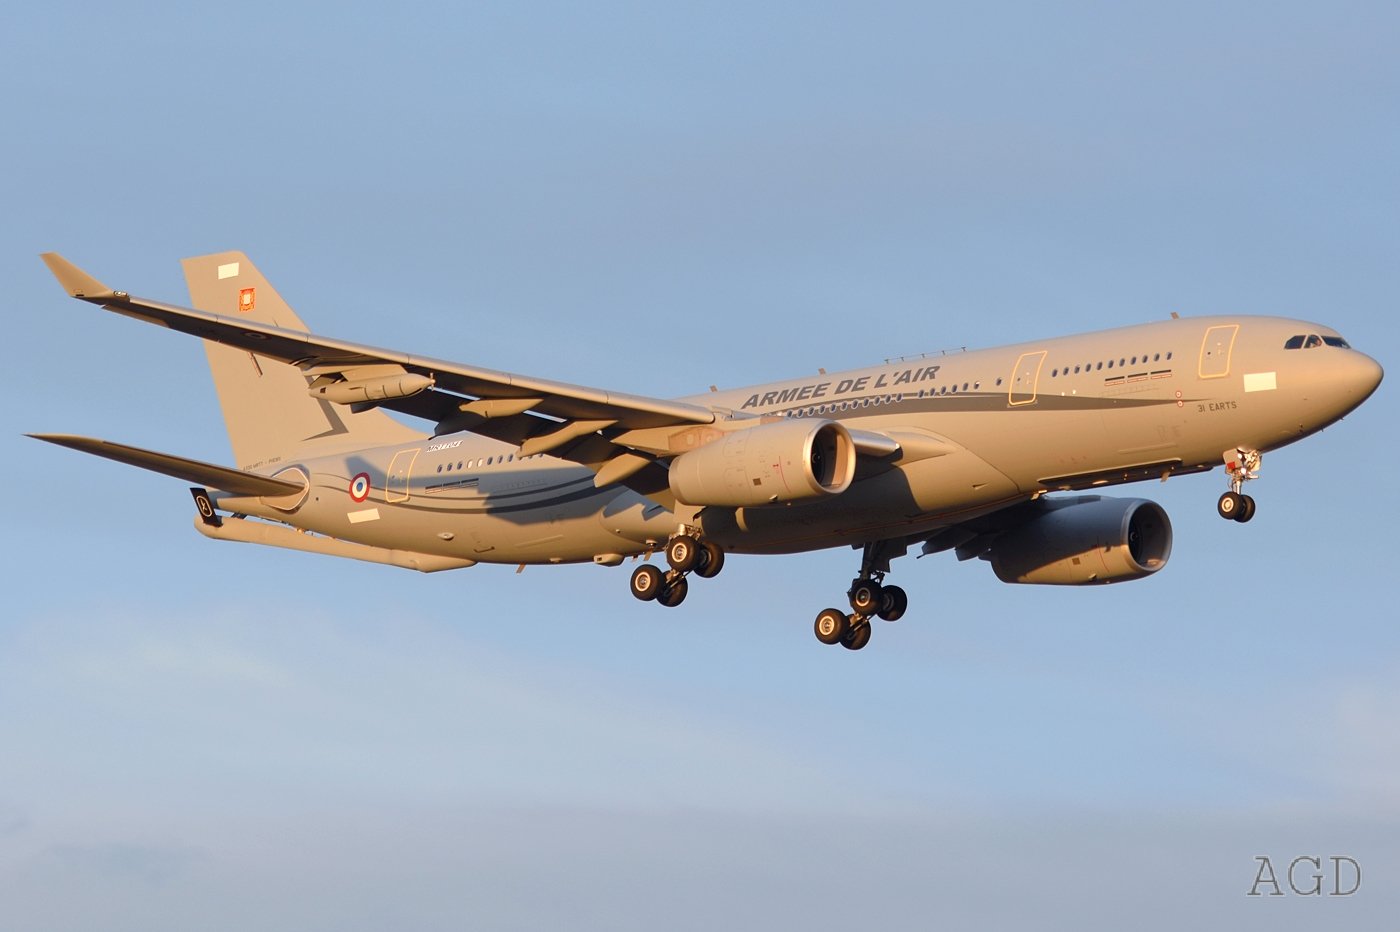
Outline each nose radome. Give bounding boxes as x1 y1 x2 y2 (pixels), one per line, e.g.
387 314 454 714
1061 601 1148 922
1351 351 1384 400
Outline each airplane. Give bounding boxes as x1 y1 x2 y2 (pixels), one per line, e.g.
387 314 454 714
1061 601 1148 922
32 251 1383 651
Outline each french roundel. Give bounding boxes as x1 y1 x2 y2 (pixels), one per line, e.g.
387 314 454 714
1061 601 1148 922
348 473 371 502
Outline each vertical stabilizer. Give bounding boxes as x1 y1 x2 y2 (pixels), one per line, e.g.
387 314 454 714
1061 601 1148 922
181 251 424 471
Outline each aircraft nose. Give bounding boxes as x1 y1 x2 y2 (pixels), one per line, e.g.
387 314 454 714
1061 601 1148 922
1349 350 1384 401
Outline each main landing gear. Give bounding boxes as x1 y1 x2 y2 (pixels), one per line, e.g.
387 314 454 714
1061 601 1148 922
812 540 908 651
629 530 725 609
1217 447 1261 523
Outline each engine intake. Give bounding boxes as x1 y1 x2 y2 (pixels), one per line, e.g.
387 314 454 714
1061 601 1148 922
669 418 856 507
985 496 1172 585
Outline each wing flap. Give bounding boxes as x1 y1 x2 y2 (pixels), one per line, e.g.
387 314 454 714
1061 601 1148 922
28 434 306 497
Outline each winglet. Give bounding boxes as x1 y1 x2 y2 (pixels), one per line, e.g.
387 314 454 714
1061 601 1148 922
39 252 122 301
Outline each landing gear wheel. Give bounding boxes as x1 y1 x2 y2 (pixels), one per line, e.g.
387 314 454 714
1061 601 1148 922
841 618 872 651
1235 494 1256 523
657 576 689 608
666 535 701 572
877 585 908 622
694 541 725 579
849 580 883 615
1217 492 1243 520
630 564 664 602
814 608 849 645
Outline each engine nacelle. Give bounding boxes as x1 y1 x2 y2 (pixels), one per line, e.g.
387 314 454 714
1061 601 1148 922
668 418 856 507
985 496 1172 585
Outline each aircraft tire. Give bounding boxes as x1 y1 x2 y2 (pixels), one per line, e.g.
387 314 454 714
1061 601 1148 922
814 608 848 645
666 535 701 573
630 564 664 601
841 618 872 651
1217 492 1243 520
1235 494 1257 523
657 576 689 608
695 541 725 579
849 580 883 615
877 585 908 622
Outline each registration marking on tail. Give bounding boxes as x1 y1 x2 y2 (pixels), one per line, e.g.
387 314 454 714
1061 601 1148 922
217 262 240 279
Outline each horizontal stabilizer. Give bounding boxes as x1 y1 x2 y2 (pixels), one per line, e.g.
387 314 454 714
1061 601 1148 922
28 434 306 497
40 252 120 300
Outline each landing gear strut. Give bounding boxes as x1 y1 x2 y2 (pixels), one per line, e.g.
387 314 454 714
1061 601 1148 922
812 540 909 651
1217 447 1261 523
629 530 724 609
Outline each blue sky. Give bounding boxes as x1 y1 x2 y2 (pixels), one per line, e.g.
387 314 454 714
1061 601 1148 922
2 2 1397 929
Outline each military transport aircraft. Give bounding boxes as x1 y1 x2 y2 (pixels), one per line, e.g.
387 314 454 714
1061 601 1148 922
33 252 1383 651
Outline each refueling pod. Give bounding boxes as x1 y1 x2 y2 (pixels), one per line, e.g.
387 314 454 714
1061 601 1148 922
309 372 435 405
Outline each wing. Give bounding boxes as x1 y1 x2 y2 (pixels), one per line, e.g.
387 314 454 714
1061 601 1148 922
41 253 910 504
41 253 727 491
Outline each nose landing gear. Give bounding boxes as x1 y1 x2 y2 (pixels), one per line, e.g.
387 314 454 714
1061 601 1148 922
1217 447 1261 523
629 530 724 609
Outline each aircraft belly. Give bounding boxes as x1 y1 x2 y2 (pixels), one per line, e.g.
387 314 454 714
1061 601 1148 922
1097 402 1188 464
701 446 1022 555
970 406 1113 490
250 468 635 566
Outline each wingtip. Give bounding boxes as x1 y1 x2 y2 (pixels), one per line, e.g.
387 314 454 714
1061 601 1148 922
27 432 87 447
40 253 119 301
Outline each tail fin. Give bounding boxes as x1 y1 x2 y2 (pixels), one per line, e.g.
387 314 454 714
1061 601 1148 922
181 251 424 470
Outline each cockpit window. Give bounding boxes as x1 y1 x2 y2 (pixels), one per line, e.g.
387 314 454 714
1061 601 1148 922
1282 334 1349 348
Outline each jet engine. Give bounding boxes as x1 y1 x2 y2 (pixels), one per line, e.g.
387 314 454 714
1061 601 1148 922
983 496 1172 585
668 418 857 508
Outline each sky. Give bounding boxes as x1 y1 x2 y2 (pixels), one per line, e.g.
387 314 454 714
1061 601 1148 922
2 2 1398 929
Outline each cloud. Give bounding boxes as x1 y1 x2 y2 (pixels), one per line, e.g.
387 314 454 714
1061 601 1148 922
0 803 29 837
44 843 207 886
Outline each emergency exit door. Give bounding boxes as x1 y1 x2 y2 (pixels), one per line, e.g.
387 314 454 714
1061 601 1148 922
386 448 419 503
1008 350 1048 406
1198 324 1238 379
